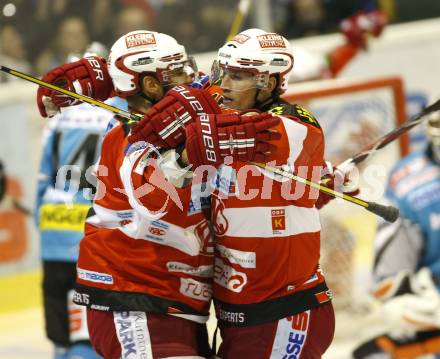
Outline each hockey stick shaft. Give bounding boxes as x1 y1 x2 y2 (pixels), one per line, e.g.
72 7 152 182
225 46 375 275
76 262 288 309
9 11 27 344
337 98 440 172
226 0 252 41
0 65 143 123
251 161 399 222
1 65 398 221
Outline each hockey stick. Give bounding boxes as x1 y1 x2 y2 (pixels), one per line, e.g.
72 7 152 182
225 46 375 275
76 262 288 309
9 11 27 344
1 64 399 221
251 161 399 222
226 0 252 41
12 200 32 216
337 98 440 173
0 65 143 123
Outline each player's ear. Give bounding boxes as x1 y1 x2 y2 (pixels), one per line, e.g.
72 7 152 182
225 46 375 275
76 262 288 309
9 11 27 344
141 75 164 101
268 75 278 93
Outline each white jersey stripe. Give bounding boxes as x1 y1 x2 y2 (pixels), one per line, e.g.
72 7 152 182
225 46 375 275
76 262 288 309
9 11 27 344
222 206 320 238
281 116 308 165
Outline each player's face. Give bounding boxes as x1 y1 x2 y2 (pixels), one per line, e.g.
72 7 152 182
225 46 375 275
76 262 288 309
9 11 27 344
165 67 193 86
220 69 258 110
161 59 197 88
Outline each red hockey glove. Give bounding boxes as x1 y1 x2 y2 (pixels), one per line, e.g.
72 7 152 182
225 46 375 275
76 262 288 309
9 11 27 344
340 10 387 49
37 56 113 117
315 166 360 209
128 85 222 148
185 112 281 169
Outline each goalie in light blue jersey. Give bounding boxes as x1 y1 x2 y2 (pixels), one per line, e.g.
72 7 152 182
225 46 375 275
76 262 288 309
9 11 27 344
353 113 440 358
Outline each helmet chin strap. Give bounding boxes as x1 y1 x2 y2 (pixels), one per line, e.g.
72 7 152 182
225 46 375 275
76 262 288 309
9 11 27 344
253 76 280 110
253 88 279 111
140 91 157 105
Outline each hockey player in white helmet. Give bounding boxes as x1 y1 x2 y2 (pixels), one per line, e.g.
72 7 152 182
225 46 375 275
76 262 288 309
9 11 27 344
353 113 440 358
36 29 280 358
176 28 336 358
51 30 221 359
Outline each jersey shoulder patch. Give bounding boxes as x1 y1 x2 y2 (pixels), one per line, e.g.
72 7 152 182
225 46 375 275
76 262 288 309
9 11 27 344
268 103 321 129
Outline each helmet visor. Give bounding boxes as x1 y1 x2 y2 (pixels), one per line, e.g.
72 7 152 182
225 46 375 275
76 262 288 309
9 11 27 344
211 60 269 92
160 57 198 86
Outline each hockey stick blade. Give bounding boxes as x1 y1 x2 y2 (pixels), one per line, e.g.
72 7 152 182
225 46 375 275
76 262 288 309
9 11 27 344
366 202 399 223
338 98 440 170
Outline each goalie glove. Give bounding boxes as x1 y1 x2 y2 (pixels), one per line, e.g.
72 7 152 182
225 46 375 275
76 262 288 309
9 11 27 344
381 268 440 334
185 112 281 169
37 56 113 117
128 85 222 148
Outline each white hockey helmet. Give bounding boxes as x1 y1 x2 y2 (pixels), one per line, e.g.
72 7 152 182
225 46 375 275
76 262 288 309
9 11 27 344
108 30 194 96
212 28 294 94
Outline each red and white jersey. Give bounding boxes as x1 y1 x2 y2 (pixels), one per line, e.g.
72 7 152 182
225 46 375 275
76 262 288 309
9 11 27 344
211 102 328 309
75 124 214 319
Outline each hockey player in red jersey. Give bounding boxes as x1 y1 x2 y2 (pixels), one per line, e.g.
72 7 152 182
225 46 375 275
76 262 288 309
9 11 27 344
66 31 219 359
179 29 336 358
36 29 281 358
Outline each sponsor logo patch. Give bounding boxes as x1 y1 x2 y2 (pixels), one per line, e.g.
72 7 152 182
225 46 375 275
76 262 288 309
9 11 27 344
72 291 90 305
231 33 250 44
283 311 310 358
214 258 247 293
90 304 110 311
132 57 153 66
151 220 169 229
257 34 286 48
180 278 212 301
77 267 113 284
148 226 166 236
217 244 256 269
271 209 286 233
211 165 237 196
114 311 150 358
39 204 90 232
217 307 245 324
125 32 156 48
270 58 289 66
167 262 213 277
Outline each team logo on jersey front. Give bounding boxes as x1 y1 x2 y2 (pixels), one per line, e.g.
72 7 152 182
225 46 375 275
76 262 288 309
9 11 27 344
257 34 286 48
125 32 156 48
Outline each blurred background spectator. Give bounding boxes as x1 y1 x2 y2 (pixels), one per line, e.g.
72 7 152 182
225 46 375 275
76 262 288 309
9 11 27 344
0 20 32 82
35 16 90 75
0 0 440 79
